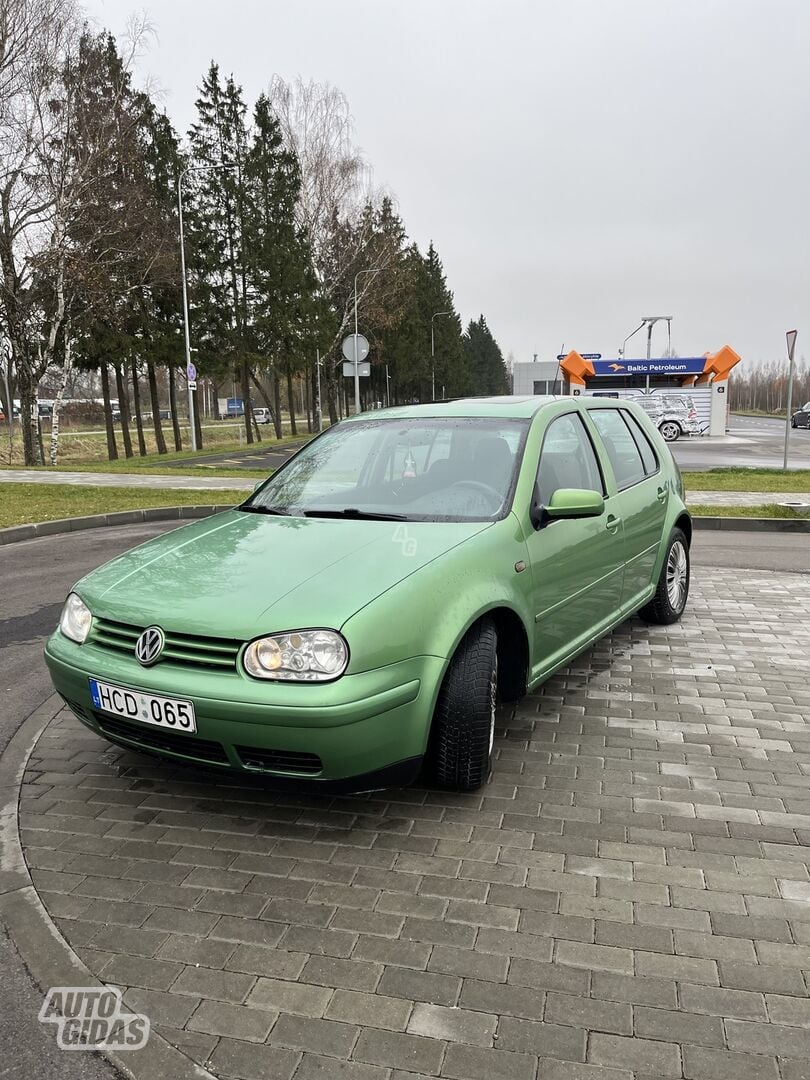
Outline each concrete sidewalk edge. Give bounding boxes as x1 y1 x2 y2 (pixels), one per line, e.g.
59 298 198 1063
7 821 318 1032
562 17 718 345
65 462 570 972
0 506 236 545
0 696 217 1080
1 505 810 545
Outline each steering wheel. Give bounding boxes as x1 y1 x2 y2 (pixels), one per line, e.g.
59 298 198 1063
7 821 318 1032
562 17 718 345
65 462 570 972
449 480 503 511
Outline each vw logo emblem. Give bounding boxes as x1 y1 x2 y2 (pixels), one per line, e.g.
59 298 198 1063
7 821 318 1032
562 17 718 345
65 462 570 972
135 626 165 667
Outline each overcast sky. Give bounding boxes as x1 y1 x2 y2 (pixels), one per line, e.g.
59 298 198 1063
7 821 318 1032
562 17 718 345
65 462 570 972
88 0 809 366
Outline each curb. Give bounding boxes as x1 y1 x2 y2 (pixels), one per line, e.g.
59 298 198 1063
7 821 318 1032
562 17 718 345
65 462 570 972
0 696 216 1080
692 515 810 533
2 506 810 545
0 505 234 545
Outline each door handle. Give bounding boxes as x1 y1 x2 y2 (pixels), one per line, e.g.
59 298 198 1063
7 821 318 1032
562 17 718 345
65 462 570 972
606 515 621 533
656 485 668 503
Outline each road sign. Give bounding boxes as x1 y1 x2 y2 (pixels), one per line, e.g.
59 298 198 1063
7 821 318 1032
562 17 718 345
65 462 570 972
186 362 197 383
342 361 370 378
342 334 369 364
787 330 798 363
188 381 197 391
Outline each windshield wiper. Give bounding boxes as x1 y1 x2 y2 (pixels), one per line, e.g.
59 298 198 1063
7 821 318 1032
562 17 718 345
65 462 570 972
238 504 292 516
302 508 408 522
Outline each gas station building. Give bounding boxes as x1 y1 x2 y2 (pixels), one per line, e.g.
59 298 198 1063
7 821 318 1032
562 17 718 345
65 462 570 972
511 345 741 437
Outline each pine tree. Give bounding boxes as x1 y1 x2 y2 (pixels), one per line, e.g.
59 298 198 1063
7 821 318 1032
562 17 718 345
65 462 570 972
187 63 252 441
463 316 510 395
244 93 316 438
378 241 465 404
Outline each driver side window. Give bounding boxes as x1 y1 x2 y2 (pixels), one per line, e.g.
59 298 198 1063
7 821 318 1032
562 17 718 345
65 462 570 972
536 414 604 507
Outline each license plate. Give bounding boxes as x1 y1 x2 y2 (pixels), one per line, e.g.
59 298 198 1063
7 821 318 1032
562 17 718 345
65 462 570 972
88 678 196 733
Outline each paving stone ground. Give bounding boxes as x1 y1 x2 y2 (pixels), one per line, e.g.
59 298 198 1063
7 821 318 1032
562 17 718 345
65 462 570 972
18 567 810 1080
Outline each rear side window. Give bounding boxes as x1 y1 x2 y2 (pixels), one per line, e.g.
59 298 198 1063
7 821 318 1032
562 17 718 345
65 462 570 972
536 413 604 506
621 411 659 476
589 408 646 490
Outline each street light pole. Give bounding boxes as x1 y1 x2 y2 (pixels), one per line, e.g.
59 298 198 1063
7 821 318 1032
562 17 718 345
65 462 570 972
177 162 237 451
783 330 798 470
353 266 394 416
619 321 645 363
641 315 673 393
431 311 452 401
315 348 322 433
1 339 12 439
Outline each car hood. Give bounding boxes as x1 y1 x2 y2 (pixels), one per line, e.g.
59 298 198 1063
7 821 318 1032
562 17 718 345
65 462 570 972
75 510 493 639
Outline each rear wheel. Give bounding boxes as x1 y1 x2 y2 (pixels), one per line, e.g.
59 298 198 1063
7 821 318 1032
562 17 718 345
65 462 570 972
639 528 690 625
659 421 681 442
430 619 497 792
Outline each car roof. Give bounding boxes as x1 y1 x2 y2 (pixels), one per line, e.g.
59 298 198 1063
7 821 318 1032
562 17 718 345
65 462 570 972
344 396 561 421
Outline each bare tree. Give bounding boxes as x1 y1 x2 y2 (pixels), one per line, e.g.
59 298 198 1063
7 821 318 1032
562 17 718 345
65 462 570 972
0 0 79 463
0 3 165 464
268 76 405 419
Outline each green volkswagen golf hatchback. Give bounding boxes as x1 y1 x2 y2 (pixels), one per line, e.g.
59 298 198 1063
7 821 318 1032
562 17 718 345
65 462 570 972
46 397 691 791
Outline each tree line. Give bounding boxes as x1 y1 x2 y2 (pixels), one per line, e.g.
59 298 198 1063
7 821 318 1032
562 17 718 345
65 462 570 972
729 358 809 415
0 0 510 466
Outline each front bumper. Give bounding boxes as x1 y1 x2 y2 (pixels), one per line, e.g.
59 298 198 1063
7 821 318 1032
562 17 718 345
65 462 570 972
45 631 445 788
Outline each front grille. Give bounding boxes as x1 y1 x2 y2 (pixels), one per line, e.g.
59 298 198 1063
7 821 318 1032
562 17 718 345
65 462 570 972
236 745 323 775
90 617 241 671
93 712 229 764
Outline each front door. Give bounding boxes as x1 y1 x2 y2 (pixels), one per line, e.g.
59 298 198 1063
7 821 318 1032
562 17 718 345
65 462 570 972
525 411 625 681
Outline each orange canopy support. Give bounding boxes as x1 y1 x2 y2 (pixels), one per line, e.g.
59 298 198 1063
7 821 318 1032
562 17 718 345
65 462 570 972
696 344 741 385
559 350 595 387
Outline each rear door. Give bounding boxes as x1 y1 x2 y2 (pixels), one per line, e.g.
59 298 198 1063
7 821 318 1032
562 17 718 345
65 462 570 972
525 411 625 680
585 405 667 611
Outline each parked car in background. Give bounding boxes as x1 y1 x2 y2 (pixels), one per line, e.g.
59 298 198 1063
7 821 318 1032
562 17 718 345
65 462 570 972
791 402 810 429
636 395 701 441
253 407 273 425
47 397 691 793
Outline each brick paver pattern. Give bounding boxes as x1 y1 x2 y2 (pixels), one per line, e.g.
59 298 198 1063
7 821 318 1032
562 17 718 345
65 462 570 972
19 567 810 1080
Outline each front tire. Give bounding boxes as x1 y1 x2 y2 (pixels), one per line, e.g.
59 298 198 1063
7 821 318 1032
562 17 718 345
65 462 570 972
430 618 497 792
639 528 690 625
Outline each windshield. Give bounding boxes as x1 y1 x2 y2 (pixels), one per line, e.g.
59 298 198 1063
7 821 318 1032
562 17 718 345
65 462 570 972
242 416 530 522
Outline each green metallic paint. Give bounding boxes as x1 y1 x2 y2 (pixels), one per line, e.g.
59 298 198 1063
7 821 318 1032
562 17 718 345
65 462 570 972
545 488 606 519
45 397 689 785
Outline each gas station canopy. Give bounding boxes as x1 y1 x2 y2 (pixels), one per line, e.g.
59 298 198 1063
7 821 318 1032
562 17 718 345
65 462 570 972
559 346 741 388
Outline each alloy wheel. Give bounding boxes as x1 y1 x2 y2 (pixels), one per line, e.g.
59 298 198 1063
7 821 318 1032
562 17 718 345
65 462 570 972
660 422 680 442
666 540 688 612
488 655 498 757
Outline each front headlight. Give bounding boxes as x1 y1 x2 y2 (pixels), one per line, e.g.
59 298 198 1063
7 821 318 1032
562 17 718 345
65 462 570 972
243 629 349 682
59 592 93 644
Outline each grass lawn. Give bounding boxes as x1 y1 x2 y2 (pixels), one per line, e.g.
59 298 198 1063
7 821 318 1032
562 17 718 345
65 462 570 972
683 468 810 493
2 481 806 531
1 427 306 474
0 483 243 529
1 437 299 479
731 408 787 419
689 503 809 519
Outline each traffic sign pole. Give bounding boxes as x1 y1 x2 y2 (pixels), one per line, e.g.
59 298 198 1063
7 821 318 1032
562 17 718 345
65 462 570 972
783 329 798 470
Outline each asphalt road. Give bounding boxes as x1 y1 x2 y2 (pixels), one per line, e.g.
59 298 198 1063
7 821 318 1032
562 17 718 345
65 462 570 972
163 436 309 472
671 415 810 470
0 520 805 1077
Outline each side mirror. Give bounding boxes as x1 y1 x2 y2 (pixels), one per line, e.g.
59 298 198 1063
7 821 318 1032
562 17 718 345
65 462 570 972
533 488 605 528
546 488 605 519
